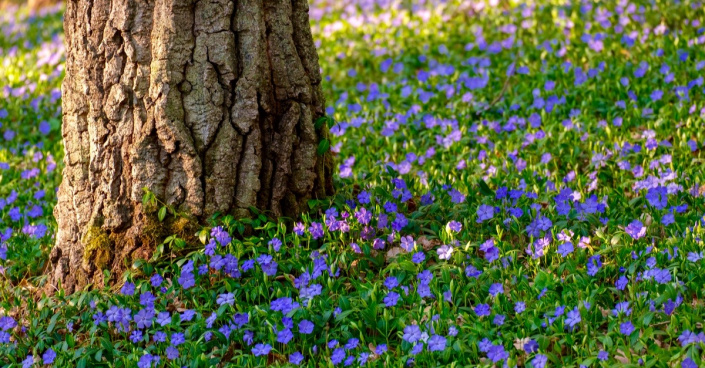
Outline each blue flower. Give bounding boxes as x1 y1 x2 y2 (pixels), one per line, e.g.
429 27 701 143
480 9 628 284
532 354 548 368
620 321 635 335
428 335 447 352
216 292 235 306
524 339 539 353
476 204 495 223
299 319 314 334
252 343 272 357
565 307 581 329
682 358 698 368
489 283 503 297
42 349 56 365
402 325 422 343
121 282 135 296
289 352 304 365
557 242 574 257
156 311 171 326
487 344 508 363
277 328 294 344
475 304 491 317
330 348 346 365
384 291 400 307
166 346 179 360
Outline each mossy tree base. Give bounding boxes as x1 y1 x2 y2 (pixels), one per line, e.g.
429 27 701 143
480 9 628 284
45 0 333 294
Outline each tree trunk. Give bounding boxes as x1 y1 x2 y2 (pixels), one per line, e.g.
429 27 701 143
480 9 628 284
46 0 333 293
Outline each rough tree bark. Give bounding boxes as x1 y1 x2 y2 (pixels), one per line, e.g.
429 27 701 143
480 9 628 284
46 0 334 294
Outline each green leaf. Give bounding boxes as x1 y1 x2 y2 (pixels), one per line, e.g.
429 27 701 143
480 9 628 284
77 357 88 368
158 206 167 222
477 179 495 197
174 238 186 249
198 229 208 245
314 116 329 130
317 139 330 156
47 312 60 333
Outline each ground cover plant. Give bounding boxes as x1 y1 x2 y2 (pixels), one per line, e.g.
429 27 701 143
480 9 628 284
1 0 705 366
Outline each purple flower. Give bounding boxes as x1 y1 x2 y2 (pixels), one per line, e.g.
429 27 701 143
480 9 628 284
384 276 399 289
344 338 359 350
252 343 272 357
376 344 387 354
153 331 167 342
532 354 548 368
400 235 415 252
211 226 231 246
355 207 372 225
613 301 632 317
277 328 294 344
475 304 491 317
688 252 703 262
134 308 154 329
646 186 668 209
598 350 609 361
625 220 646 239
137 354 157 368
269 238 283 252
615 276 629 290
171 332 185 346
402 325 422 343
217 292 235 306
42 349 56 364
428 335 447 352
565 307 581 329
682 358 698 368
448 189 466 204
150 273 163 288
487 344 509 363
465 264 482 278
587 255 602 276
271 297 299 314
243 330 254 345
39 120 51 135
358 191 370 204
383 292 400 307
447 220 462 232
357 352 369 365
331 348 346 365
166 346 179 360
130 330 143 343
620 321 635 335
290 352 304 365
412 252 425 264
437 244 453 260
524 339 539 353
557 242 574 257
477 204 495 223
121 282 135 296
443 290 452 302
156 311 171 326
294 222 305 236
480 239 500 262
309 222 324 239
299 320 314 334
489 283 503 297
